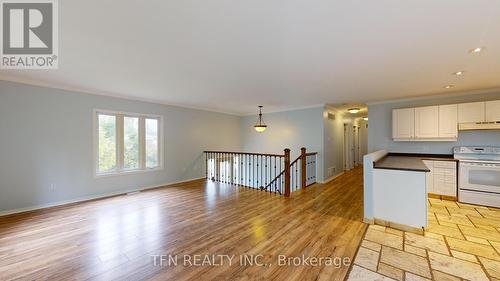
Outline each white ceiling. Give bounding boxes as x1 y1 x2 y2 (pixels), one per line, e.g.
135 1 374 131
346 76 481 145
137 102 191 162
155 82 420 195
1 0 500 115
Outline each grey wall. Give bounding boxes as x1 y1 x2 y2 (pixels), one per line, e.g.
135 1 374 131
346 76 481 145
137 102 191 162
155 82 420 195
0 81 241 213
368 91 500 154
358 119 369 162
240 107 325 181
323 107 345 180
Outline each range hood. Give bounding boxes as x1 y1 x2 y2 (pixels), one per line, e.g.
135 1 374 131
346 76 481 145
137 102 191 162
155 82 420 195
459 121 500 131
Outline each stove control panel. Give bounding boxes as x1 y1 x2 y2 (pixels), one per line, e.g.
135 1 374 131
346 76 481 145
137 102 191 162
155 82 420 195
454 146 500 155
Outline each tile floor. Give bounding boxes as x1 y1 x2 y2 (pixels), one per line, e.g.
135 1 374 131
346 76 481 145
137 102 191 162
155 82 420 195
348 198 500 281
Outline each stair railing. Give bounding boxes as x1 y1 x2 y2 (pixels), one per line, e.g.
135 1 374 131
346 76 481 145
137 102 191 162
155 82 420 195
204 147 317 197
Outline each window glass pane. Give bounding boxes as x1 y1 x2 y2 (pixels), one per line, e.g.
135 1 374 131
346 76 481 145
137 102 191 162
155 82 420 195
145 118 159 168
124 116 139 169
98 114 116 172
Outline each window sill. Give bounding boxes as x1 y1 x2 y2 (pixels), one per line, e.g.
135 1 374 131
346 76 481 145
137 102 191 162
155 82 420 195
95 167 163 178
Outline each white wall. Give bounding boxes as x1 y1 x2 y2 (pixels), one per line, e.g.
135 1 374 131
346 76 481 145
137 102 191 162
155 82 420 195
0 81 241 213
240 107 325 181
363 150 388 221
323 107 345 180
368 91 500 154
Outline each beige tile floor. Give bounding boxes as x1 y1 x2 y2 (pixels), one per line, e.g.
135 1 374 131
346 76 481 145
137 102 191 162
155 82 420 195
348 198 500 281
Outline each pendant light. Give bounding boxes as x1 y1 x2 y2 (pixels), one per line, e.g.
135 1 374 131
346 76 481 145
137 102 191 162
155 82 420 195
254 106 267 133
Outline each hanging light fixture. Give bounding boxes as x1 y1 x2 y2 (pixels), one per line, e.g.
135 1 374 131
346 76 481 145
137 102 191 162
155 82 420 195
254 106 267 133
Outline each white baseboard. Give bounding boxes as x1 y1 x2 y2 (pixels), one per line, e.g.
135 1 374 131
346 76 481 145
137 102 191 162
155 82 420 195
318 172 345 184
0 177 205 217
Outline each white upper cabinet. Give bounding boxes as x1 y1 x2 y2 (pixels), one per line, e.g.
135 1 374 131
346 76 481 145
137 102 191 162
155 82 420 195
392 108 414 139
414 106 439 138
438 104 458 138
458 102 485 123
393 99 498 141
486 100 500 121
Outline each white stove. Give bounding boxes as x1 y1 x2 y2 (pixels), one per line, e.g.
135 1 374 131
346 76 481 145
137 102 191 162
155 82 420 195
454 147 500 208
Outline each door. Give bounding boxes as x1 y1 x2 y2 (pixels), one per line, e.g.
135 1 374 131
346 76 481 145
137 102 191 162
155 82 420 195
343 124 348 170
423 160 434 194
359 122 368 162
460 161 500 193
415 106 439 138
353 126 358 166
486 100 500 121
392 108 415 139
439 104 458 138
458 102 485 123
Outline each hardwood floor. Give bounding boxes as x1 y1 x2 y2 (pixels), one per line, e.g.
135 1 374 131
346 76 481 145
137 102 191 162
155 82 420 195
0 167 366 281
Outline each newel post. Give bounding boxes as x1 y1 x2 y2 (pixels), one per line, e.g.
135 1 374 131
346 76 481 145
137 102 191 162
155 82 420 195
284 148 291 197
301 147 306 189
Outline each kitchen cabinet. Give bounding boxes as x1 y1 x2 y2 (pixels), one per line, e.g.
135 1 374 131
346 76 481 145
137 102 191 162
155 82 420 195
424 160 457 198
458 102 485 123
486 100 500 121
414 106 439 138
439 104 458 138
392 108 414 139
423 160 434 194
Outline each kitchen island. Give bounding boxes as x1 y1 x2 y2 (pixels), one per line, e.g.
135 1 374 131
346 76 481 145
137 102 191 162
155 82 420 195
364 152 456 233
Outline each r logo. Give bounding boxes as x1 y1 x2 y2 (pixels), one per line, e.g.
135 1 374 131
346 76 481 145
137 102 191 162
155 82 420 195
1 0 57 69
2 2 53 54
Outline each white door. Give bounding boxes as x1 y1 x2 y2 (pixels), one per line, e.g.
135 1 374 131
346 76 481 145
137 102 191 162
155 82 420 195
353 126 358 166
423 160 434 194
344 124 349 170
359 122 368 161
392 108 415 139
415 106 439 138
458 102 485 123
486 100 500 121
438 104 458 138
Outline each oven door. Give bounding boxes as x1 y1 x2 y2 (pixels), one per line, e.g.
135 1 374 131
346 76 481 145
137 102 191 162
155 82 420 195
459 161 500 193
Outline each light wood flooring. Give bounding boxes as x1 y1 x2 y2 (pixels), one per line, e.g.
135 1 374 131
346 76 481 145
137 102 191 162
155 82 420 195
348 198 500 281
0 167 366 281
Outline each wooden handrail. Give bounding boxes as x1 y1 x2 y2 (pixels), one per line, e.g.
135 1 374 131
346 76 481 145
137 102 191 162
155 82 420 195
289 155 301 167
264 154 301 193
204 148 317 197
204 150 284 157
284 149 291 197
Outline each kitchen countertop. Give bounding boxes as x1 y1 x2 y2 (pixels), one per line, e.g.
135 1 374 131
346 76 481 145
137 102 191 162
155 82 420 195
373 153 457 172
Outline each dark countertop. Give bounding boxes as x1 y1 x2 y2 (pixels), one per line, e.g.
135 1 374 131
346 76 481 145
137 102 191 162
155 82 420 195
374 153 457 172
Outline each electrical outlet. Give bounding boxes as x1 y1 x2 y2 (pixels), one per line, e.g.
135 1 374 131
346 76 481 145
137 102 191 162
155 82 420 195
327 167 336 177
50 183 56 191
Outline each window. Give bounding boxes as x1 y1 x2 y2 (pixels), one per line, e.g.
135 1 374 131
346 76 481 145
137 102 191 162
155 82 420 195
95 110 162 175
145 118 159 168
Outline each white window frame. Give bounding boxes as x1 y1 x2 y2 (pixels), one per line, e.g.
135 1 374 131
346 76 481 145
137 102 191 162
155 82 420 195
93 109 163 177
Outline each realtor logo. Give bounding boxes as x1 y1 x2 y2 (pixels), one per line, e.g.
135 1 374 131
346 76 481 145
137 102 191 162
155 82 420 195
1 0 58 69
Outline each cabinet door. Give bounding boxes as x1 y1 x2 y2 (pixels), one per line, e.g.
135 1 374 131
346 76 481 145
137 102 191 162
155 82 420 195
423 160 434 194
458 102 485 123
392 108 414 139
432 163 457 196
439 104 458 138
415 106 439 138
486 100 500 121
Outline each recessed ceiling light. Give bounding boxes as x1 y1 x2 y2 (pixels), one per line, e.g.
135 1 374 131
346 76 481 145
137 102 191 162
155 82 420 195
453 71 465 76
469 47 485 54
348 108 360 114
444 85 454 89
